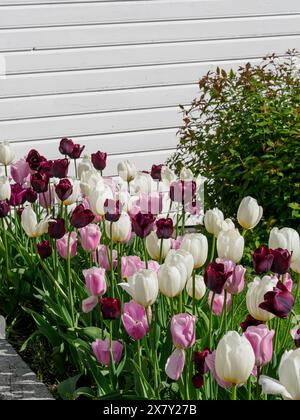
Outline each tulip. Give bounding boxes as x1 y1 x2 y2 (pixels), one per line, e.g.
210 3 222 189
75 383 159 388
119 269 159 307
269 227 300 263
0 200 10 218
9 183 27 206
11 159 30 185
37 240 52 260
105 213 132 243
117 160 137 183
259 348 300 400
270 248 291 275
217 259 246 295
146 260 160 273
138 192 163 215
246 276 278 322
158 260 187 298
291 327 300 348
180 233 208 268
0 142 15 165
206 352 232 389
244 325 275 367
104 199 121 222
237 196 263 230
171 236 183 250
52 158 69 178
55 178 73 202
170 180 196 204
217 228 244 263
204 208 224 236
78 155 93 180
193 349 210 375
38 160 54 177
100 297 121 320
184 200 201 216
68 143 85 160
215 331 255 385
180 167 194 181
31 172 49 194
83 267 106 296
151 164 163 181
171 313 196 349
26 149 46 171
156 218 174 239
88 185 114 216
165 249 194 280
259 280 294 319
291 255 300 274
79 223 101 252
146 231 171 261
192 374 204 389
208 290 231 316
70 204 95 229
240 314 263 332
121 256 143 279
21 206 49 238
165 349 186 381
252 246 274 274
91 151 107 171
92 338 123 366
161 166 176 186
222 218 235 231
131 212 155 239
0 176 11 201
204 262 233 295
25 188 38 204
122 300 150 340
186 275 206 300
48 218 66 240
59 138 74 156
96 245 117 270
56 232 77 259
131 172 156 194
39 184 55 209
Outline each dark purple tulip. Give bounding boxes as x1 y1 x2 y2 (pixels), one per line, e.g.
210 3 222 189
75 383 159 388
48 218 66 240
252 246 274 274
70 204 95 229
68 144 85 159
192 373 204 389
204 262 233 294
9 184 27 206
104 199 121 222
55 178 73 202
100 297 121 320
31 172 49 193
240 314 263 332
151 164 163 181
294 328 300 348
193 349 210 375
0 200 10 218
270 248 292 275
38 160 54 177
25 188 38 204
59 138 74 156
37 240 52 260
131 212 155 239
170 180 196 204
259 281 295 319
91 151 107 171
52 159 70 179
26 149 47 171
156 218 174 239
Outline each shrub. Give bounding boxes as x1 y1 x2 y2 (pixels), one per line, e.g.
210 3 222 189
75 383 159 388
169 50 300 232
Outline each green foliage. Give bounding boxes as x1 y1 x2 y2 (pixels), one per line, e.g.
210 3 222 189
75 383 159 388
169 50 300 232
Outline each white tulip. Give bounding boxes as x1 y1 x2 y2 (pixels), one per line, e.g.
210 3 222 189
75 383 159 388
119 269 159 307
217 228 244 263
221 218 235 231
246 276 278 322
0 176 11 200
145 231 171 261
180 168 194 181
186 275 206 300
165 249 194 280
130 172 155 194
260 348 300 400
215 331 255 385
118 160 137 183
88 184 114 216
80 169 104 196
158 261 187 298
0 142 15 165
105 213 132 243
291 255 300 274
237 196 263 230
161 166 177 186
21 206 49 238
204 208 224 236
180 233 208 268
78 155 93 180
269 227 300 263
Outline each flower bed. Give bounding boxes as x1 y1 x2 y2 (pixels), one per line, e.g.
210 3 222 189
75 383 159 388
0 140 299 400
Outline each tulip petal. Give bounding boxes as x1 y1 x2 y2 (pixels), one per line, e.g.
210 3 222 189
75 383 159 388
259 375 292 400
165 349 186 381
118 282 134 298
205 351 232 389
82 296 98 313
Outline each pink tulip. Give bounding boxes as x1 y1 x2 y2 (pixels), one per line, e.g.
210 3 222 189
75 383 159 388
171 313 196 349
121 256 143 279
171 236 183 250
11 158 30 185
165 349 186 381
79 223 101 252
138 192 163 215
82 295 98 313
39 185 55 209
226 265 246 295
83 267 107 296
146 260 160 273
56 232 77 259
122 300 151 340
208 290 231 316
184 200 201 216
92 338 123 366
284 273 293 292
95 245 117 270
244 325 275 367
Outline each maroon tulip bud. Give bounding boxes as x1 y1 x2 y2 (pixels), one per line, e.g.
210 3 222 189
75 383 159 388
259 281 295 319
31 172 49 193
294 328 300 348
48 218 66 240
193 349 210 375
104 199 121 222
68 143 85 159
38 160 54 177
0 200 10 218
100 297 121 320
26 149 47 171
37 240 52 260
131 212 155 239
270 248 292 275
52 159 70 179
156 218 174 239
70 204 95 229
252 246 274 274
151 164 163 181
91 151 107 171
240 314 263 332
25 188 38 204
204 262 233 295
59 138 74 156
55 178 73 202
9 184 27 206
192 373 204 389
170 180 196 204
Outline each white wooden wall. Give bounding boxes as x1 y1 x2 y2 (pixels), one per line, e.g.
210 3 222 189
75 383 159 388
0 0 299 174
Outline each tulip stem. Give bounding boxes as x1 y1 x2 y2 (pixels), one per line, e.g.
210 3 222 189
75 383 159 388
159 238 164 264
146 306 159 396
67 232 75 325
74 159 78 179
109 223 115 297
256 366 261 400
192 270 196 315
209 293 215 349
1 218 9 280
231 384 237 401
210 235 216 263
142 238 148 269
181 207 185 237
222 290 228 333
